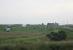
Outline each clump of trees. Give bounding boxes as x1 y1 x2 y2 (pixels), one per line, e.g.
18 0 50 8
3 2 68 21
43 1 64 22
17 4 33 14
46 31 67 41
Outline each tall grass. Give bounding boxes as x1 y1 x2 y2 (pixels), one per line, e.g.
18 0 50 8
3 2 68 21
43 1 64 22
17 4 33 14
0 41 73 50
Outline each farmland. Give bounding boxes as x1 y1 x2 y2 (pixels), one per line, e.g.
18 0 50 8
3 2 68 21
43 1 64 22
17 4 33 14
0 24 73 50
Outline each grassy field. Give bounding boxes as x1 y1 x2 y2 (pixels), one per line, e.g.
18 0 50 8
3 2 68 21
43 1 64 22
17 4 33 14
0 24 73 50
0 32 46 44
0 32 73 50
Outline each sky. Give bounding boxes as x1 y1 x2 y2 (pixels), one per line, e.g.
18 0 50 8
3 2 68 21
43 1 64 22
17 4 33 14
0 0 73 25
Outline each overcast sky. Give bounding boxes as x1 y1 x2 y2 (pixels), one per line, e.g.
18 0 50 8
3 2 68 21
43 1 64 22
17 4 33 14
0 0 73 25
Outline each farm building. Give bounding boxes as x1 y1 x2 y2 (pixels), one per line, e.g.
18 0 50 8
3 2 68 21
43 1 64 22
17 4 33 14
47 23 59 28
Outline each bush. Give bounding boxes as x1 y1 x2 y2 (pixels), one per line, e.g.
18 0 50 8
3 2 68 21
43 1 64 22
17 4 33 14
46 31 67 41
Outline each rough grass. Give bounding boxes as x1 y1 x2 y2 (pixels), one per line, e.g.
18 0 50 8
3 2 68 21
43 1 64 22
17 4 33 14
0 32 73 50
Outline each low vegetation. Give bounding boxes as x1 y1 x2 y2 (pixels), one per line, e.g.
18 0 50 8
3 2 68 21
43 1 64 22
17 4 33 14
0 24 73 50
46 30 67 41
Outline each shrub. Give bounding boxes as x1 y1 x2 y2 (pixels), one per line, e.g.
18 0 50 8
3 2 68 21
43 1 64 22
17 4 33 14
46 31 67 41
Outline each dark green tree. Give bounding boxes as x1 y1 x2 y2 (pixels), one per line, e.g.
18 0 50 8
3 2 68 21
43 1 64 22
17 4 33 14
46 31 67 41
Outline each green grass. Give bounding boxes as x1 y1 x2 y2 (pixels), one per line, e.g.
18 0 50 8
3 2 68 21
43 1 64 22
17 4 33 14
0 32 72 50
0 25 73 50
